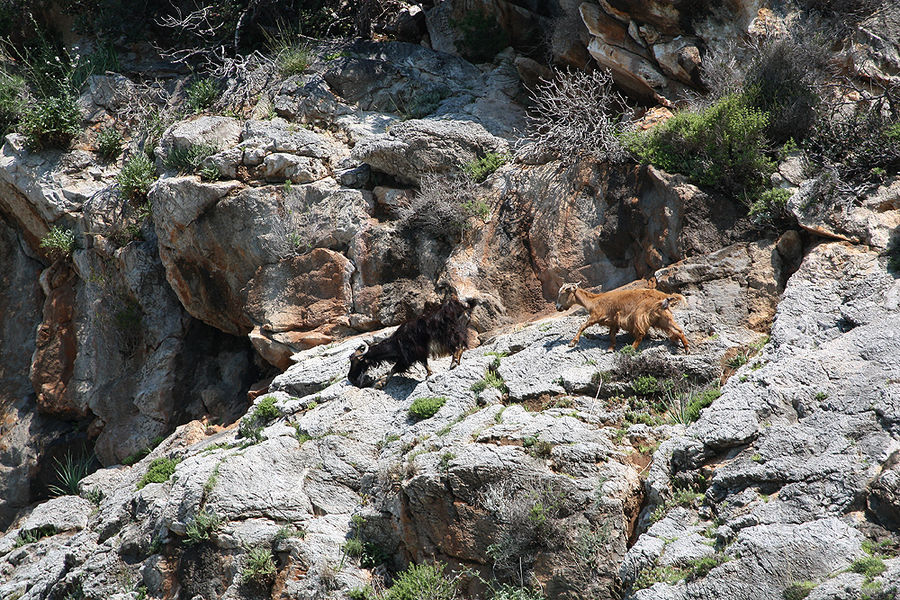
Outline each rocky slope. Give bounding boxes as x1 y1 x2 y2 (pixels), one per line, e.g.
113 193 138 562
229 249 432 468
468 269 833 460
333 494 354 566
0 1 898 600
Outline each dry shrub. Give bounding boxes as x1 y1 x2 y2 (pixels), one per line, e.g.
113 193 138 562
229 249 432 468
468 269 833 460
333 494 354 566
525 69 629 163
398 174 482 243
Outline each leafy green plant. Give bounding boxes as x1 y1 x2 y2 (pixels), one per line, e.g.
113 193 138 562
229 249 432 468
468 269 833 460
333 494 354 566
14 524 57 548
242 546 277 584
383 562 457 600
462 152 507 183
184 508 222 545
40 226 77 259
137 457 180 489
749 187 793 224
626 93 774 196
118 153 156 201
96 126 123 161
186 78 219 112
631 375 659 396
19 93 81 149
491 584 546 600
471 370 507 395
851 556 886 579
47 450 94 496
163 143 218 175
409 396 447 421
238 395 281 443
0 70 24 136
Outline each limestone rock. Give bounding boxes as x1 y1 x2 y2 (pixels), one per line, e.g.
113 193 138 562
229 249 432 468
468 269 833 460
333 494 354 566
788 175 900 250
21 495 93 533
157 116 242 163
352 118 509 184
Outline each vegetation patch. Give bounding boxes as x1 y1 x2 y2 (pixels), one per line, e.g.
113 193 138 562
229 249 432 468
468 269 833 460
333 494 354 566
47 450 95 496
408 396 447 421
40 226 77 260
462 152 508 183
238 395 281 443
783 581 817 600
118 153 157 201
19 93 81 149
163 143 219 175
137 457 180 489
626 93 774 196
14 524 57 548
184 508 222 546
186 78 219 112
96 126 123 161
383 562 457 600
242 546 276 585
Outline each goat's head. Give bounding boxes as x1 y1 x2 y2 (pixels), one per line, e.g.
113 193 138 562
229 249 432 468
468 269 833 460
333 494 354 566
347 343 370 388
556 283 579 311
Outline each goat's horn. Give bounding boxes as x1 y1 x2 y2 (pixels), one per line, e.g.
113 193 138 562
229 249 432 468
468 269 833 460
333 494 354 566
352 343 368 356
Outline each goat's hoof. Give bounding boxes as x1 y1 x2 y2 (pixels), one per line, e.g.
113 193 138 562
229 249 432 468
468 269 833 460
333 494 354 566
568 341 577 348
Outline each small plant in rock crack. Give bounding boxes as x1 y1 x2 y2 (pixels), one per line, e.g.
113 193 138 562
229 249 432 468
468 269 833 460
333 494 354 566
186 78 220 112
47 450 95 496
137 457 180 489
242 545 277 585
118 152 156 201
40 225 77 260
184 508 222 546
238 395 281 443
96 126 123 161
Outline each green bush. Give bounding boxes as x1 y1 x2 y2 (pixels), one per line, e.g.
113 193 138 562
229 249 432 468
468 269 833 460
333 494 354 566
749 187 792 224
164 143 218 175
184 508 222 545
383 562 457 600
186 78 219 112
471 370 507 395
242 546 276 584
626 93 774 196
14 524 58 548
96 126 123 161
238 395 281 442
19 94 81 149
851 556 887 578
137 457 180 489
408 396 447 421
452 10 508 63
40 226 77 259
462 152 507 183
0 70 24 136
118 153 156 201
682 388 721 424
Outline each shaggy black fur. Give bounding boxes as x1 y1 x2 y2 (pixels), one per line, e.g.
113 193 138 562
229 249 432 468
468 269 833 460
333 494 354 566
348 296 476 388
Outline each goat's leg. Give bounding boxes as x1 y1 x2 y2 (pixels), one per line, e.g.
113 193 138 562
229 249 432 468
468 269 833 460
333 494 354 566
667 323 689 353
607 324 618 351
424 360 433 377
450 347 464 369
570 316 600 347
631 331 646 350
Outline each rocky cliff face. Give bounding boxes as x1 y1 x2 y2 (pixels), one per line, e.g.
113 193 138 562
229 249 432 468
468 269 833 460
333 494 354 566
0 1 898 600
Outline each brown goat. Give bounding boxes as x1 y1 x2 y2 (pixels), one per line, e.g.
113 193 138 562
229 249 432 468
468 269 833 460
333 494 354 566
556 283 689 352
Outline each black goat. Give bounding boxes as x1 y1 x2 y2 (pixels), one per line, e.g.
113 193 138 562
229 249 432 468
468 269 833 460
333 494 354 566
348 296 477 388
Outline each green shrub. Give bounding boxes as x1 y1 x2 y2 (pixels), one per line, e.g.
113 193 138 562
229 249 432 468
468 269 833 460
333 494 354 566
851 556 887 579
0 70 24 136
14 524 58 547
184 508 222 545
491 585 546 600
137 457 179 489
682 387 721 424
242 546 276 584
238 395 281 442
462 152 507 183
749 187 793 224
783 581 816 600
186 78 219 112
163 143 218 175
383 562 457 600
19 94 81 149
471 370 507 395
409 396 447 421
96 126 123 161
118 153 156 201
631 375 659 396
452 10 508 63
40 226 77 259
47 451 94 496
626 93 774 196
